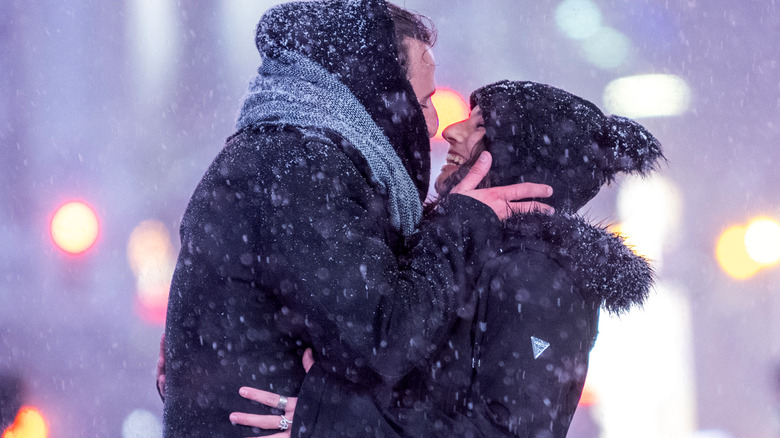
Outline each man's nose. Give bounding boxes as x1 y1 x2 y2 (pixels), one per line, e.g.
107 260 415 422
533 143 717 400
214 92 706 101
429 107 440 138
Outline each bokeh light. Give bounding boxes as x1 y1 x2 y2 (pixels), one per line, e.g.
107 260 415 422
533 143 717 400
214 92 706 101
604 74 692 118
128 0 180 101
50 201 100 255
121 409 162 438
578 379 598 407
580 26 631 70
2 406 49 438
127 220 176 325
716 226 762 280
431 88 470 140
555 0 603 40
617 175 682 266
606 223 645 258
744 217 780 265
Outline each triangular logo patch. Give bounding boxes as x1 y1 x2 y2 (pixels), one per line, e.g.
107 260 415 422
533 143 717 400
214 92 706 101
531 336 550 359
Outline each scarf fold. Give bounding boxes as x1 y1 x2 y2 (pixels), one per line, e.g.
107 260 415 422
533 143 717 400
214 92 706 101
236 51 422 236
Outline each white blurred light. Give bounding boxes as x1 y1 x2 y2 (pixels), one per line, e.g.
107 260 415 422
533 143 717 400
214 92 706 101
617 175 682 267
122 409 162 438
604 74 692 118
580 26 631 70
692 431 735 438
589 282 696 438
128 0 180 101
555 0 603 40
219 1 277 70
744 217 780 265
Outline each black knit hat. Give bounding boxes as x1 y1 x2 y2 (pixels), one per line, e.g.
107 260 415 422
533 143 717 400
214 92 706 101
469 80 665 213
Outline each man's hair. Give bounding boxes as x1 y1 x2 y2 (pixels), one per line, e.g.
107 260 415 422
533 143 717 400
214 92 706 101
387 3 436 77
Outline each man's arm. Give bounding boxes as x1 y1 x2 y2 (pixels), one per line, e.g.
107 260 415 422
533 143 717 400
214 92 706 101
257 151 499 384
208 131 546 386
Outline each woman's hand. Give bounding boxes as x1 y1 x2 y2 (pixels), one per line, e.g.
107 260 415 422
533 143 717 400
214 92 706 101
230 387 298 437
451 151 554 219
156 333 166 401
229 348 314 437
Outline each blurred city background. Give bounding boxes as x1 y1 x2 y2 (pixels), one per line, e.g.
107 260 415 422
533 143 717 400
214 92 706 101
1 0 779 436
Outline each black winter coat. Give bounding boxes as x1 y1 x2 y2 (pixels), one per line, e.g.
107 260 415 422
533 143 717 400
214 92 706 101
162 1 502 437
388 213 653 437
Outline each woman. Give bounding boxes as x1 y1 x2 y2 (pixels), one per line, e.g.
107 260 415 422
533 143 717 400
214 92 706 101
223 80 664 437
388 80 663 437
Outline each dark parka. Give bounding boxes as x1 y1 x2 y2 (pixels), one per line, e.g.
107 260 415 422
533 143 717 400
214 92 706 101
390 213 653 437
162 1 501 437
388 80 661 437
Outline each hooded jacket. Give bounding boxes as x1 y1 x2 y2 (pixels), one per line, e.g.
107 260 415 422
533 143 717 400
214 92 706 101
389 213 653 437
162 1 501 437
388 80 660 437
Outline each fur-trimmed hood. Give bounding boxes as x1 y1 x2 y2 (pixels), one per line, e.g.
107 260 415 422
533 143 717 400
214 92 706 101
502 212 654 314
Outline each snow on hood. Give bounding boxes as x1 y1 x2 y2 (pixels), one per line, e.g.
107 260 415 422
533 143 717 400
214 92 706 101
255 0 431 200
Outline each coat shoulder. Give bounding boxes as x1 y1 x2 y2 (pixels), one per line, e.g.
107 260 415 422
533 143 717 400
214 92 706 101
501 213 654 314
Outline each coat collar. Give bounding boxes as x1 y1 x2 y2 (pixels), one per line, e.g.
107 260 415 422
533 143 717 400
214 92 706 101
503 213 654 315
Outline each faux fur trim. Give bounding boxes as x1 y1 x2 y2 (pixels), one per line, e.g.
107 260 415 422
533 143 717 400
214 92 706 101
502 213 654 315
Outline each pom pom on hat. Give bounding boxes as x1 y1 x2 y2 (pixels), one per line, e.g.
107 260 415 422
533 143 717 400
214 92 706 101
602 115 664 178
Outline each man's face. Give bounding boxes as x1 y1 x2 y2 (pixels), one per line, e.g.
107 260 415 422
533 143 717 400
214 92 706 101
405 39 438 138
434 105 486 194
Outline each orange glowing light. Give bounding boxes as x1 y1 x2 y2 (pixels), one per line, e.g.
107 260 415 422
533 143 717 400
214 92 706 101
431 88 470 140
128 220 176 325
716 225 762 280
607 223 646 258
2 406 49 438
50 201 99 254
578 379 599 407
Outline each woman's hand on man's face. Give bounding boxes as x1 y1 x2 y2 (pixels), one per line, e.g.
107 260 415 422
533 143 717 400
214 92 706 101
450 151 554 219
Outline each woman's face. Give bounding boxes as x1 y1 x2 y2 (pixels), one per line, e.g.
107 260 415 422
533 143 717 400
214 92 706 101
434 105 486 194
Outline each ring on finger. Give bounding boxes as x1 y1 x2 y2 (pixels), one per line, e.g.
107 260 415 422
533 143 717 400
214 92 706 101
276 395 288 410
278 415 292 431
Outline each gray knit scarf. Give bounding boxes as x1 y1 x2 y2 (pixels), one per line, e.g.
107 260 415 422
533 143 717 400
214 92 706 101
236 50 422 236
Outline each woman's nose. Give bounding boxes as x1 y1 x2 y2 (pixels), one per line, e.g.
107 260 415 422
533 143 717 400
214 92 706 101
442 120 465 145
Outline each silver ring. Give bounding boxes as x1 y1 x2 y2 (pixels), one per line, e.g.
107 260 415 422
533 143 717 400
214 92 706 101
278 415 292 431
276 395 288 410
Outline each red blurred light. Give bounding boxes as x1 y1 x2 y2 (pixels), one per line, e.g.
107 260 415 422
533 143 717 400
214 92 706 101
50 201 100 255
135 286 169 325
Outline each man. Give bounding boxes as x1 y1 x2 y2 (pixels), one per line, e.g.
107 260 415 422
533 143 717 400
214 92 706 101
162 1 551 436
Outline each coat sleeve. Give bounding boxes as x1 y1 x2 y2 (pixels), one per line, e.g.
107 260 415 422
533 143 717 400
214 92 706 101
200 130 502 386
469 252 597 437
